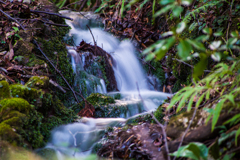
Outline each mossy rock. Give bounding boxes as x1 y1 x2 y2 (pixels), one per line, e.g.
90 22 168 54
0 98 31 146
36 36 73 106
0 81 10 100
13 40 34 56
26 55 45 67
25 76 49 90
10 84 42 107
0 98 31 114
0 123 23 145
86 93 115 106
166 109 208 140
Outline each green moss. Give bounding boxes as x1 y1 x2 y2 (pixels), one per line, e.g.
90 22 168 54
22 108 44 148
10 84 42 106
13 40 34 56
167 55 192 92
86 93 115 106
25 76 49 89
0 98 32 147
0 98 31 114
72 93 128 118
41 116 63 141
154 105 165 122
0 81 10 100
26 54 45 67
0 123 22 145
36 32 74 106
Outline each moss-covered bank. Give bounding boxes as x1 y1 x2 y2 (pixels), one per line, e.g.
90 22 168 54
0 79 77 149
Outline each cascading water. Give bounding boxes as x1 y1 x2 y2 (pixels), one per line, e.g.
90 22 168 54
39 11 171 159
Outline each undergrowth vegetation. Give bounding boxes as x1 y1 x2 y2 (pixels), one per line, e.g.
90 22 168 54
44 0 240 159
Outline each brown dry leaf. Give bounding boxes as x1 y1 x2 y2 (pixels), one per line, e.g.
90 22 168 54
5 42 14 61
78 102 95 117
161 103 169 108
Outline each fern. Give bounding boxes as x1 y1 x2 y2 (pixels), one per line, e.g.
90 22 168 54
183 1 224 23
182 0 225 26
167 61 239 132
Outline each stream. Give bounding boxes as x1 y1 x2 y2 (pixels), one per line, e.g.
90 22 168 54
38 11 171 160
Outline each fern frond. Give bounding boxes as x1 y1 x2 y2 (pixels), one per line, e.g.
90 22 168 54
182 0 225 24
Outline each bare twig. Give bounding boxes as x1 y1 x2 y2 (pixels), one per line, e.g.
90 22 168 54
79 0 87 11
30 10 73 20
39 19 69 27
0 9 25 30
136 83 170 160
86 25 97 46
173 106 198 160
61 0 83 9
33 39 80 103
172 58 212 73
0 0 6 4
49 79 66 93
137 57 156 70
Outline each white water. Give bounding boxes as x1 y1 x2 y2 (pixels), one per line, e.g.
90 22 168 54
40 11 171 159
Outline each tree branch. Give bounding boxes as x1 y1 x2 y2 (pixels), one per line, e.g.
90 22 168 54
33 39 80 103
172 58 212 73
30 10 73 20
173 106 198 160
0 9 25 30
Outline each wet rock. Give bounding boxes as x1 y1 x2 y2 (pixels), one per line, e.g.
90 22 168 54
26 76 49 90
13 40 34 56
166 109 209 140
98 122 165 160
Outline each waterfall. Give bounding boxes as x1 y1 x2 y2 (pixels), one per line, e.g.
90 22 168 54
39 10 172 159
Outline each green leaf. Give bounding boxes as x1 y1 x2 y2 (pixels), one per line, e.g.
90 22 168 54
170 142 208 160
187 92 198 112
224 114 240 126
181 0 193 6
213 32 223 37
193 54 207 80
160 0 174 5
173 6 183 17
189 22 198 31
195 92 206 108
195 35 209 42
176 22 186 33
177 89 195 112
211 52 221 62
186 39 205 51
212 100 225 131
224 94 235 105
154 37 175 60
228 37 238 45
145 53 155 61
202 28 212 35
235 127 240 145
209 138 220 159
209 41 222 50
231 31 239 38
121 0 125 17
177 40 192 60
12 27 19 32
154 4 174 17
